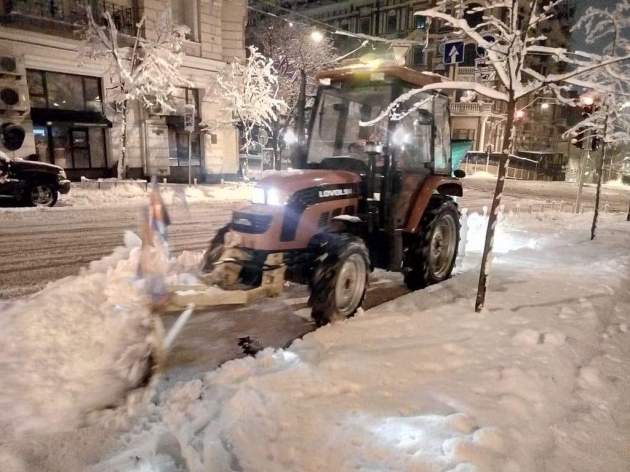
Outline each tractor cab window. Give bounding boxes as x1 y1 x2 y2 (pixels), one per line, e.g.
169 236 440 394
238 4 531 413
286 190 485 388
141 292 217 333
433 94 451 174
308 84 393 170
390 93 433 170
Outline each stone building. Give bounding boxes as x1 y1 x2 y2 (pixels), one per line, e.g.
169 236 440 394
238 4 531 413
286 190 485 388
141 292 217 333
282 0 577 180
0 0 246 182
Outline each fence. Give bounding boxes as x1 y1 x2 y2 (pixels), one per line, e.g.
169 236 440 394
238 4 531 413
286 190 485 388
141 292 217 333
460 152 540 180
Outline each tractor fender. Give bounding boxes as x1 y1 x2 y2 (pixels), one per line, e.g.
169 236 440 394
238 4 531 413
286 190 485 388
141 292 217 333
403 176 462 233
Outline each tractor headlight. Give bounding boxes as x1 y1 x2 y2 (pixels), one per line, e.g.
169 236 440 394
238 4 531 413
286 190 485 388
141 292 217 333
251 186 266 204
266 187 285 206
251 186 287 206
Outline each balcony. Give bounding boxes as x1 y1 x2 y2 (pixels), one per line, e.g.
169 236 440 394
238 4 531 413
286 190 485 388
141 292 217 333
450 102 498 115
1 0 138 37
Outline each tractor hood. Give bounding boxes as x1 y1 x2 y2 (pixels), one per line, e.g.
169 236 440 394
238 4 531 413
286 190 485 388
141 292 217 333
256 169 361 196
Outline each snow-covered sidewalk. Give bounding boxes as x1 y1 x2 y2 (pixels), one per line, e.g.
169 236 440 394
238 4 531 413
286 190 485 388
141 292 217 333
86 212 629 472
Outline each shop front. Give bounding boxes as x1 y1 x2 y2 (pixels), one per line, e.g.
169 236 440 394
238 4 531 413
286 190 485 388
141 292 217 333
27 69 112 180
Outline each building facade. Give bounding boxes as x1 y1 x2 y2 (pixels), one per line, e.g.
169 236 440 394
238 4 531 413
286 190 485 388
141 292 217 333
0 0 246 182
284 0 577 180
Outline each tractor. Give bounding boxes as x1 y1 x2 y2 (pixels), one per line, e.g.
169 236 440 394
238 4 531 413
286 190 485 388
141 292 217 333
198 63 468 325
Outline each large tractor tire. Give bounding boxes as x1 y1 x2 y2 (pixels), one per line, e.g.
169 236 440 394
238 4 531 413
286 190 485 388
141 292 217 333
404 197 460 291
310 233 370 326
200 224 231 273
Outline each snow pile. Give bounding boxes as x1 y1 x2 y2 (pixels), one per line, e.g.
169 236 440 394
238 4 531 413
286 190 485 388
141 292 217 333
93 213 630 472
0 232 158 438
604 177 630 189
55 182 251 208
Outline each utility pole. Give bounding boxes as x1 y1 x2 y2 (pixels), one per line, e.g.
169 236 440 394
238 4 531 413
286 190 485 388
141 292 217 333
184 104 196 186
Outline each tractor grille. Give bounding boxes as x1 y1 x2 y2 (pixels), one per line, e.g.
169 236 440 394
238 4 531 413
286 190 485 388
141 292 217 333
232 212 273 234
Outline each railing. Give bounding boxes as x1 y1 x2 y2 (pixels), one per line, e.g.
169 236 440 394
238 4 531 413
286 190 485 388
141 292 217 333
455 66 476 76
2 0 138 36
450 102 496 114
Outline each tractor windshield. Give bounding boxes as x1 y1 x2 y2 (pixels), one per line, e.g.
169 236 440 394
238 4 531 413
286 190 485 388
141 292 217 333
307 84 393 169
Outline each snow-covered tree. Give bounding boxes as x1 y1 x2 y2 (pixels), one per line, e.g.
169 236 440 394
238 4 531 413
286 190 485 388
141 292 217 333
561 0 630 238
248 17 337 165
373 0 630 311
80 9 190 179
205 46 287 153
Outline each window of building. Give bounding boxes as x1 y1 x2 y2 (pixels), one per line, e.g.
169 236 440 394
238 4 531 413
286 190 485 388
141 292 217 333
27 70 108 171
27 70 103 112
462 43 477 66
464 4 483 28
387 10 398 33
412 46 425 66
171 0 199 41
453 129 475 140
359 17 370 34
167 87 202 167
33 125 107 170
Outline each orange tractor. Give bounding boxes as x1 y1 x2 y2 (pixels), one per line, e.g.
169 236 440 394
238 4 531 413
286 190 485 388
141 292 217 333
194 64 467 325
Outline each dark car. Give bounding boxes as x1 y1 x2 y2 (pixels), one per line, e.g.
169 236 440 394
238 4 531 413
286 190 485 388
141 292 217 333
0 151 71 207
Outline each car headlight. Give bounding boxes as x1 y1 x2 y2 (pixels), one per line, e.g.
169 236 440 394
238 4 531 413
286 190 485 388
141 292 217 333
251 187 266 204
58 169 67 179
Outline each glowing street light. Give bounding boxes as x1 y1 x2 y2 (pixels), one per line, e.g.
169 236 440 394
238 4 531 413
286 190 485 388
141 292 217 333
310 30 324 43
515 109 526 120
540 102 550 110
283 129 298 145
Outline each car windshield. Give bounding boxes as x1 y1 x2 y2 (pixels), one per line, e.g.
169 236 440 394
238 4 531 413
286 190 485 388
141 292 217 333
307 84 393 167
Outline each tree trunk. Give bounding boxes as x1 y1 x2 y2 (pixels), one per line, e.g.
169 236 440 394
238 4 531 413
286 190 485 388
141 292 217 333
575 150 586 213
591 103 610 240
118 101 129 180
591 145 606 240
475 98 515 312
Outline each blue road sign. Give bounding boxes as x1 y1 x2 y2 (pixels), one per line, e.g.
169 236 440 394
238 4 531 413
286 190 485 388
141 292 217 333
443 41 464 65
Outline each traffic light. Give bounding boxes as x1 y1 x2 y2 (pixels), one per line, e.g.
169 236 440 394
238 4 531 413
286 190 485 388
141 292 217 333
1 122 25 151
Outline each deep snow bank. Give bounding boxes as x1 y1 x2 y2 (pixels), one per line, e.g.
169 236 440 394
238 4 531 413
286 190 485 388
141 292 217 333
0 233 158 437
92 213 630 472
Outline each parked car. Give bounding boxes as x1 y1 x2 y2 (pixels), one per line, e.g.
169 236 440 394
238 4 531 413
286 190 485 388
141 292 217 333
0 151 71 207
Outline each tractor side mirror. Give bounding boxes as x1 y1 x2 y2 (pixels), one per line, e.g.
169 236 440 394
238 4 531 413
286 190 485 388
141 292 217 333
454 169 466 179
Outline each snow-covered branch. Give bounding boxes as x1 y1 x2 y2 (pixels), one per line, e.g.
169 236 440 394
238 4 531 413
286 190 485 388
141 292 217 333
206 46 287 150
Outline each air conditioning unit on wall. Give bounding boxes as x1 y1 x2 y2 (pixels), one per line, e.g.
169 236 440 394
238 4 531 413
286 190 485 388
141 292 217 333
0 80 29 113
0 54 26 77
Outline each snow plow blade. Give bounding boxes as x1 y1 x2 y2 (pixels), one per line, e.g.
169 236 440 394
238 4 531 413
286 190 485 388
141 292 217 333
164 252 286 312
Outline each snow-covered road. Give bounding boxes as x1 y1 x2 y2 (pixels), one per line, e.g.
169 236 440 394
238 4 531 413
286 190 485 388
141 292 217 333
1 178 627 299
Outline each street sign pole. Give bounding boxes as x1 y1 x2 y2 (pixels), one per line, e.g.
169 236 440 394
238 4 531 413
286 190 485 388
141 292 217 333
183 104 196 186
188 132 192 186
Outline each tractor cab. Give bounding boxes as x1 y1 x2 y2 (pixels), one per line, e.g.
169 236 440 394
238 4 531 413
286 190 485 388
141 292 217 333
299 64 464 269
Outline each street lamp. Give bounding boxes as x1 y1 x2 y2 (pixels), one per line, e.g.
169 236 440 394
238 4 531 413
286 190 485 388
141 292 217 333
310 30 324 43
515 109 526 120
540 102 550 110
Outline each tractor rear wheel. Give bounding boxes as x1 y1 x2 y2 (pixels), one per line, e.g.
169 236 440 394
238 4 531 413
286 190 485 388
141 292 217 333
404 197 460 291
310 233 369 326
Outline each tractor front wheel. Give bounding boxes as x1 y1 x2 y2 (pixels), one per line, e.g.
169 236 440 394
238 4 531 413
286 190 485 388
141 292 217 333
200 224 231 273
404 198 460 291
310 234 370 326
